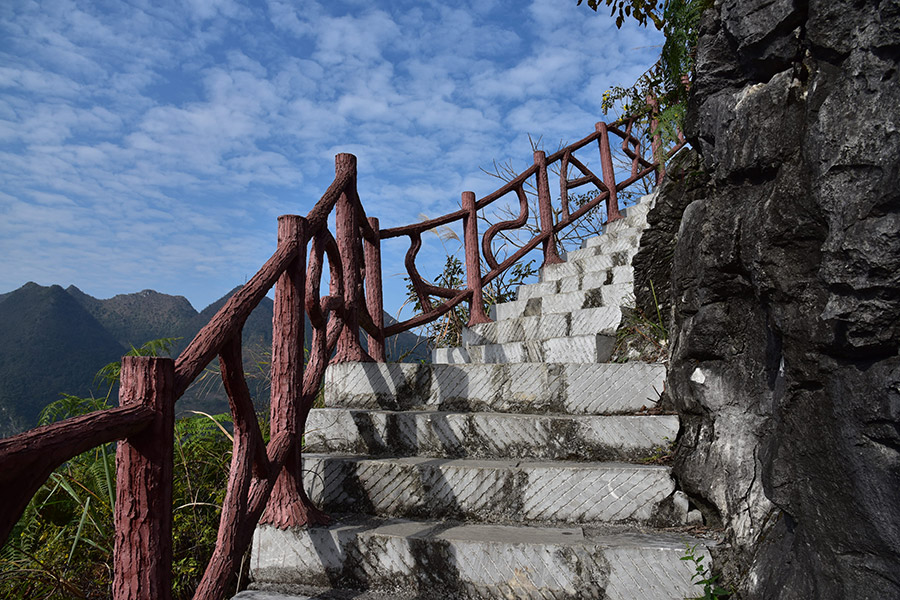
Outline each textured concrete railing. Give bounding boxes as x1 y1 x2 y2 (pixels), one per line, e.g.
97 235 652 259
0 110 682 600
380 113 683 333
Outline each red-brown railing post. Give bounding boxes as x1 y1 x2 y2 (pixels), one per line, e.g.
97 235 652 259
333 153 371 363
261 214 308 527
648 96 665 184
462 191 492 326
534 150 564 266
595 121 622 222
113 356 174 600
364 216 387 362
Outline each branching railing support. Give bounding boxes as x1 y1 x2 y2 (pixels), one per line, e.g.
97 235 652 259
113 356 175 600
333 153 371 363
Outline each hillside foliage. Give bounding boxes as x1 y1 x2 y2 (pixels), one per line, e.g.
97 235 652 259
0 339 246 599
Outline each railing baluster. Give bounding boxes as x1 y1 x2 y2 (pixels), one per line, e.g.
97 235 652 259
534 150 564 266
462 191 491 326
648 95 665 184
333 153 372 363
595 121 622 222
559 150 571 220
261 214 311 527
364 216 387 362
113 356 175 600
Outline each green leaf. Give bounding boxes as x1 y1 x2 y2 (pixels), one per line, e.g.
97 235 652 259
67 496 91 566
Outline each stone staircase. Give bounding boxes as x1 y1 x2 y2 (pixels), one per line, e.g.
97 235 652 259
237 193 711 599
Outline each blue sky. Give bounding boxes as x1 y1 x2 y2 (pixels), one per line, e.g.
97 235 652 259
0 0 662 320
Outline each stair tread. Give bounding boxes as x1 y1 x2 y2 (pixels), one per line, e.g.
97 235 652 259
304 452 671 471
462 306 622 346
432 334 616 365
306 407 677 462
518 267 633 300
325 361 666 415
310 406 676 420
250 513 713 600
303 453 674 525
279 513 704 545
490 283 634 320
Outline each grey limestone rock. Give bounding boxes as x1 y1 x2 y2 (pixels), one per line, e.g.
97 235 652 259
650 0 900 597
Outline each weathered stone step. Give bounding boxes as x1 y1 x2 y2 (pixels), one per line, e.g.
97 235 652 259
567 232 642 262
306 408 678 461
605 195 654 231
324 362 666 415
517 267 633 300
571 226 643 258
489 284 634 321
303 454 674 525
250 516 708 600
461 306 621 346
432 334 615 365
234 588 416 600
539 249 636 283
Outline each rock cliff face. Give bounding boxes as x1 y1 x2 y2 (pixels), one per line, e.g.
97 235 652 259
657 0 900 597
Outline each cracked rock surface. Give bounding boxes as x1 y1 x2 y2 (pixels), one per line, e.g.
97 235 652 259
655 0 900 597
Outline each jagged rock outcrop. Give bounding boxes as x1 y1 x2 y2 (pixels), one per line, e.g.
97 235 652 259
656 0 900 597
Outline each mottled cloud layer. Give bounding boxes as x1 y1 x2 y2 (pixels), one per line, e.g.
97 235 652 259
0 0 662 314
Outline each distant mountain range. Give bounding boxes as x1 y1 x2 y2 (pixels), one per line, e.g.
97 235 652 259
0 283 429 438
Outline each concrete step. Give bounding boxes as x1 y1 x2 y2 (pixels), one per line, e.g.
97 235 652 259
576 226 643 257
490 284 634 321
432 334 615 365
539 249 636 283
306 408 679 462
461 306 621 346
250 516 709 600
234 588 414 600
517 267 633 300
324 362 666 416
302 454 674 525
568 230 642 261
604 194 655 232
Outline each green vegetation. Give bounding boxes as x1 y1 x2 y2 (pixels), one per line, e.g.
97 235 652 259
612 278 669 363
642 436 675 464
0 339 242 600
612 307 669 363
404 253 536 349
577 0 665 29
580 0 713 150
682 544 730 599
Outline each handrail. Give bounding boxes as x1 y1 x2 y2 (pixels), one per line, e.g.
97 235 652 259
382 111 683 334
0 107 682 600
0 404 155 541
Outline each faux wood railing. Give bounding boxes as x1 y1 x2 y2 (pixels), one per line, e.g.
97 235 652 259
381 114 684 333
0 112 682 600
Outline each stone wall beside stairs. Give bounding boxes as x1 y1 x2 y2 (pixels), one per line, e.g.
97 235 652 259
653 1 900 598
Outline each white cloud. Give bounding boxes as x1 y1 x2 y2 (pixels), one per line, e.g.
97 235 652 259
0 0 664 312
